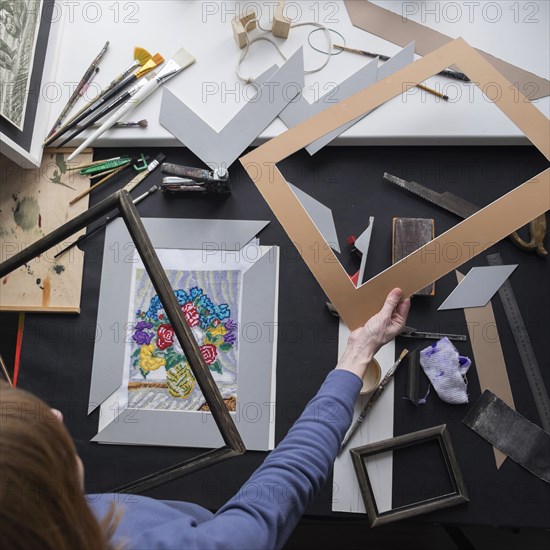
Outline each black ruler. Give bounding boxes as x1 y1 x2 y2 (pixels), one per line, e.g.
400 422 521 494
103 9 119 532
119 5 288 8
486 253 550 431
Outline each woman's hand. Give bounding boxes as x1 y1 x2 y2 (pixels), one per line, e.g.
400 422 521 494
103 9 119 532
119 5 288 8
336 288 411 380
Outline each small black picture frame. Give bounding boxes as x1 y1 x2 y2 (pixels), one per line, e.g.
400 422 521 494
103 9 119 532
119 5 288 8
350 424 468 527
0 189 246 493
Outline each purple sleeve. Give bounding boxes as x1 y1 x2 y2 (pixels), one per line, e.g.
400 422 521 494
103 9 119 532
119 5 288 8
184 369 362 549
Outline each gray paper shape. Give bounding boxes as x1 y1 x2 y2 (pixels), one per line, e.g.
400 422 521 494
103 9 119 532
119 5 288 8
160 48 305 170
288 183 340 253
92 247 279 451
88 218 270 415
356 217 375 286
279 42 415 155
438 265 518 310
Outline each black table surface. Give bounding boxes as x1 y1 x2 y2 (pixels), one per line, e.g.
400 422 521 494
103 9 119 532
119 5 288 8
11 145 550 529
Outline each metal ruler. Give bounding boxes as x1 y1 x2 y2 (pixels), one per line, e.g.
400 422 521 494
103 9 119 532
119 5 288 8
486 253 550 431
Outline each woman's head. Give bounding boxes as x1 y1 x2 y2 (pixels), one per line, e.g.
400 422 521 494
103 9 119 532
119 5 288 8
0 382 115 550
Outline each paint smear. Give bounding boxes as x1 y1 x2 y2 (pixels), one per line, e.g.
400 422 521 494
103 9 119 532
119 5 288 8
50 153 75 190
41 277 51 308
13 197 40 231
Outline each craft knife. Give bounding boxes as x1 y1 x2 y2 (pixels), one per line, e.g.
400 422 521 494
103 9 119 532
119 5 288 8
383 173 547 257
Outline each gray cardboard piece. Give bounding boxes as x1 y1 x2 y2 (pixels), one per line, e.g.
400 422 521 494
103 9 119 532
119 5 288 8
160 48 305 170
438 265 518 310
92 247 279 451
88 218 270 415
278 43 415 155
289 183 340 253
463 390 550 483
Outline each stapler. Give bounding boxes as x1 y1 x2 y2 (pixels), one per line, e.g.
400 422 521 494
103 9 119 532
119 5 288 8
160 163 231 195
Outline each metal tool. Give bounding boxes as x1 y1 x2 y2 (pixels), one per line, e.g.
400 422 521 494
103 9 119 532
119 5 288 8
383 173 548 257
486 253 550 431
400 326 467 342
160 163 231 195
340 349 409 454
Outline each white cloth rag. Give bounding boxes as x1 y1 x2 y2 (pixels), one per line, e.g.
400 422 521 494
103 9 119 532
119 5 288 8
420 337 471 404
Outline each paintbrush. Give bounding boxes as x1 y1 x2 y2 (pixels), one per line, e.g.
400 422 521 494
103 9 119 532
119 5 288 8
55 186 159 259
46 41 109 138
56 79 154 148
45 53 163 147
334 44 448 99
68 49 196 160
43 48 152 146
334 43 470 82
339 349 409 455
69 162 132 206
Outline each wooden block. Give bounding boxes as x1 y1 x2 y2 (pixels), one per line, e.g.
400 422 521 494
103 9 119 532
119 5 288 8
272 0 291 39
232 9 257 49
392 217 435 296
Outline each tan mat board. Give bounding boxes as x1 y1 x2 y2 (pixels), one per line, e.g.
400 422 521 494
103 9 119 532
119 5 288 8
459 271 514 469
0 148 93 312
241 38 549 330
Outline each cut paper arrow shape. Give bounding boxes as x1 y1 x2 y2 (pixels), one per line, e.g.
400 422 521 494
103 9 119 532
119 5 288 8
289 183 340 253
160 48 305 171
439 265 518 310
279 42 415 155
355 216 375 286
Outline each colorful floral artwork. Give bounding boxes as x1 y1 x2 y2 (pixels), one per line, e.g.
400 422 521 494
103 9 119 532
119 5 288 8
126 269 241 411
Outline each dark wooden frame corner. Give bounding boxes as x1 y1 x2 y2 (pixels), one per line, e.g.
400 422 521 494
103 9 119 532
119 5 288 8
350 424 468 527
0 189 246 493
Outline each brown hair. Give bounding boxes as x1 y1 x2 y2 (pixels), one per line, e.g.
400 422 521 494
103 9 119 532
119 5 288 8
0 382 120 549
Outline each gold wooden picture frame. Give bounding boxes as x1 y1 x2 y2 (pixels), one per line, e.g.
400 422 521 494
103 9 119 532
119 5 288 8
240 38 549 330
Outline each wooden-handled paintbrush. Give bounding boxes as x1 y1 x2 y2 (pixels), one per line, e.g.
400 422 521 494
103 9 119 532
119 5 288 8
44 51 163 146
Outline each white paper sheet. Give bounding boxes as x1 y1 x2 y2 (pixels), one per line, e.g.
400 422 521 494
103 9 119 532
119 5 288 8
332 322 395 514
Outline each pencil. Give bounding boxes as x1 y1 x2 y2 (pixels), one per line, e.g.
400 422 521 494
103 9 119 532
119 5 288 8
415 82 449 101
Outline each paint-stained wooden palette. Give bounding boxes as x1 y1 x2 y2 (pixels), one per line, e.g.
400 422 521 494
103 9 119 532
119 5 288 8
0 148 93 312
